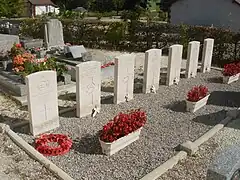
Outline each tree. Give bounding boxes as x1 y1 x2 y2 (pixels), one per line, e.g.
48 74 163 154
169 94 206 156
0 0 24 18
112 0 125 15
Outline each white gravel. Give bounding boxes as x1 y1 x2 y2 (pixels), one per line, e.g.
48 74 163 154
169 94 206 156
16 69 240 180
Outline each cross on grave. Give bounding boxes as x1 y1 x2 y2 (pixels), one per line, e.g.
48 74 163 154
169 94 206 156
122 68 132 102
86 77 97 105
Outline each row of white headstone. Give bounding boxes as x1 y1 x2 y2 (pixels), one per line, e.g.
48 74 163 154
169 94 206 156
26 38 214 136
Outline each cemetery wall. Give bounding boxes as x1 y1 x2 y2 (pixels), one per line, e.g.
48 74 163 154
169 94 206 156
3 18 240 67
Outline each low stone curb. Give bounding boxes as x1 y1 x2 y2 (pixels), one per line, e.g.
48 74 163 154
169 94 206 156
0 123 74 180
140 151 187 180
141 109 239 180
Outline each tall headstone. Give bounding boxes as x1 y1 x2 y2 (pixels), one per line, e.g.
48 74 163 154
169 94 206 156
26 71 59 136
114 54 135 104
185 41 200 78
166 45 183 86
44 19 64 49
143 49 162 93
207 144 240 180
76 61 101 118
201 38 214 73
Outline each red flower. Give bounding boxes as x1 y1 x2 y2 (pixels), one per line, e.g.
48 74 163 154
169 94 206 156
100 109 147 143
15 43 22 48
223 63 240 76
187 85 208 102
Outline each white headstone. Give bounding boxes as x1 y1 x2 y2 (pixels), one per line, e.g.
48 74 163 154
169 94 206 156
68 45 87 59
26 71 59 136
166 44 183 86
114 54 135 104
76 61 101 118
201 38 214 73
185 41 200 78
143 49 162 93
44 19 64 49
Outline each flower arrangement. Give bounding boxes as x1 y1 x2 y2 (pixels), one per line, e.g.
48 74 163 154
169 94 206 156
35 134 72 156
9 43 25 58
222 63 240 76
101 62 115 69
187 85 208 102
100 109 147 143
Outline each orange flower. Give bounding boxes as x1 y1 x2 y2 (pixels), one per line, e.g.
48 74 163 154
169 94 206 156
15 43 22 48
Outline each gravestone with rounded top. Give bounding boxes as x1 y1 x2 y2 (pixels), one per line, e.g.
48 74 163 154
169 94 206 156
207 144 240 180
201 38 214 73
185 41 200 78
114 54 136 104
26 71 59 136
44 19 64 49
143 49 162 93
166 45 183 86
76 61 101 118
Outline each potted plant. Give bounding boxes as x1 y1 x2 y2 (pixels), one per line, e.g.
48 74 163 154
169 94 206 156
222 63 240 84
186 85 209 112
99 109 147 156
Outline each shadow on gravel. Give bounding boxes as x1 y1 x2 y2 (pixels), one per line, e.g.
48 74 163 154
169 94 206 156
58 93 76 101
72 133 102 155
208 91 240 107
163 100 186 112
59 107 76 118
192 110 226 126
207 77 223 84
101 96 114 104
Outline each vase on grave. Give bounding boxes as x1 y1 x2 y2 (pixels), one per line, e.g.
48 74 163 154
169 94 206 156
186 94 210 113
222 73 240 84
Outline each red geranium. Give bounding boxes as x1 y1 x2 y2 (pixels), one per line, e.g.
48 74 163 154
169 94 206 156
187 85 208 102
100 109 147 143
101 62 115 69
223 63 240 76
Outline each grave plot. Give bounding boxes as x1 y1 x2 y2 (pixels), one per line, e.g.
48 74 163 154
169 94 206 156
16 67 240 180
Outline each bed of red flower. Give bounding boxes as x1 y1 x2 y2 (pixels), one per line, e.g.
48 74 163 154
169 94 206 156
222 62 240 84
186 85 209 113
99 109 147 156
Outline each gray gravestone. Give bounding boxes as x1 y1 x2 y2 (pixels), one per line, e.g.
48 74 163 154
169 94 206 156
0 34 19 57
114 54 135 104
44 19 64 49
143 48 162 93
76 61 101 118
185 41 200 78
68 45 87 59
201 38 214 73
207 144 240 180
166 44 183 86
26 71 59 136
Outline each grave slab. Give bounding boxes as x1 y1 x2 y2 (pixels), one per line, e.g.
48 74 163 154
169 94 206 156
185 41 200 78
166 45 183 86
68 45 87 59
201 38 214 73
143 49 162 93
114 54 135 104
26 71 59 136
76 61 101 118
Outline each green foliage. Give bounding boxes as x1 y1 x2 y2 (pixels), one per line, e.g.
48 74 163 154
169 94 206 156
0 0 24 18
19 18 240 67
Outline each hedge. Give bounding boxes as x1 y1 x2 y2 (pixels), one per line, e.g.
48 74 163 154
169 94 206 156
17 18 240 67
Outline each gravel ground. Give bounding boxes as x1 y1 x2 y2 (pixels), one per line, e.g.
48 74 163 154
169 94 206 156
0 132 58 180
158 118 240 180
16 69 240 180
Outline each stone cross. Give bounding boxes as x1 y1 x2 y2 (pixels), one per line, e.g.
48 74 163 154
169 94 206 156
201 38 214 73
166 45 183 86
185 41 200 78
26 71 59 136
114 54 135 104
76 61 101 118
143 49 162 94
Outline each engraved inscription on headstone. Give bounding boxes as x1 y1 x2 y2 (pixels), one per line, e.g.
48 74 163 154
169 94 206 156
143 49 162 93
26 71 59 136
185 41 200 78
114 54 135 104
201 38 214 73
76 61 101 118
166 45 183 86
